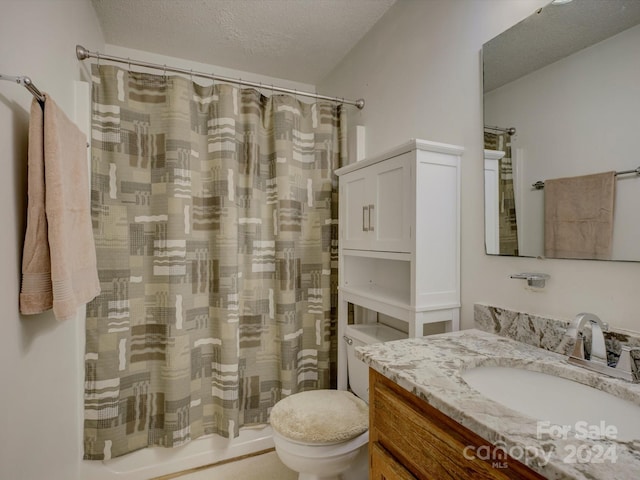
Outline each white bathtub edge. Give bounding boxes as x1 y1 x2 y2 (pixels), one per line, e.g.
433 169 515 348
80 425 274 480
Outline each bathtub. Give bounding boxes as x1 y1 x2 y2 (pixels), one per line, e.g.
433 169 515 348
80 425 274 479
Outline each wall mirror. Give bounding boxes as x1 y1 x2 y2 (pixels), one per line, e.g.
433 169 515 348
482 0 640 261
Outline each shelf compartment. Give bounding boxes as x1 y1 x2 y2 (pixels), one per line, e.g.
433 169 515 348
342 255 411 306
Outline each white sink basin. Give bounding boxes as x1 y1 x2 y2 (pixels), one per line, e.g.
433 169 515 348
461 366 640 442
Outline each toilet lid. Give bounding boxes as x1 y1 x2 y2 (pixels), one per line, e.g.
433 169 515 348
270 390 368 444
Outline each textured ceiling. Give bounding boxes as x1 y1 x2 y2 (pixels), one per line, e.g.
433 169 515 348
483 0 640 93
91 0 397 84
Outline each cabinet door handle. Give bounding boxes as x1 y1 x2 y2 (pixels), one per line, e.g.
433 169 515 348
362 205 369 232
368 204 374 232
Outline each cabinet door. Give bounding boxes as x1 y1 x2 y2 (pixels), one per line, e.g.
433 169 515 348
369 153 412 253
340 169 371 250
371 441 417 480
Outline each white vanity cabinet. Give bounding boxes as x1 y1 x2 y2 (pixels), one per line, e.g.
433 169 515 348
336 139 464 389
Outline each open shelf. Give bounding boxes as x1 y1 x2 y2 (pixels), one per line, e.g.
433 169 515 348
342 255 411 306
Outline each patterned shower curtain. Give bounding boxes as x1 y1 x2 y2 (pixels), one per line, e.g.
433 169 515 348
484 131 519 255
84 65 345 459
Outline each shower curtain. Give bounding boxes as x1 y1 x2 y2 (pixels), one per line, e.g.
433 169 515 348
84 65 345 459
484 131 519 255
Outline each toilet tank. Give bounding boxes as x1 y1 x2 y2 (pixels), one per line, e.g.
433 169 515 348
344 324 407 401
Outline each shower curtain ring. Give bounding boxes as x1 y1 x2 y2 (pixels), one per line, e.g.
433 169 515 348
127 57 131 71
189 69 193 81
96 52 100 70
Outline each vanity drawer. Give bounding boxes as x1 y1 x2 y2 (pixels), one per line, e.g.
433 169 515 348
369 369 544 480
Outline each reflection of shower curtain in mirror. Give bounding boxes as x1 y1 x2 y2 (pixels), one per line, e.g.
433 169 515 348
484 132 518 255
84 65 345 459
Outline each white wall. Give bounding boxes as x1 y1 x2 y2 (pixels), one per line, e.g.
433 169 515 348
0 2 104 480
485 23 640 259
319 0 640 333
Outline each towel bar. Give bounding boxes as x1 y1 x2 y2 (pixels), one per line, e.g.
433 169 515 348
532 167 640 189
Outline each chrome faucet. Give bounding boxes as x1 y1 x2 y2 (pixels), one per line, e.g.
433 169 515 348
565 312 639 382
566 312 609 364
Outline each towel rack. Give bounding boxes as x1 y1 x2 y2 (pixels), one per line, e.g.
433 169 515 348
0 73 45 103
532 167 640 190
1 73 90 148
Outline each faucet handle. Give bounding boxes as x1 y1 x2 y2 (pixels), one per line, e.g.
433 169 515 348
615 345 640 381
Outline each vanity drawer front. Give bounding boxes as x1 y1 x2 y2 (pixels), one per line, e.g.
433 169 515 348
371 441 417 480
370 369 544 480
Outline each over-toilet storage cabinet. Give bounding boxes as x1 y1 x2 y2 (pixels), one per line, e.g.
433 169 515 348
336 139 464 390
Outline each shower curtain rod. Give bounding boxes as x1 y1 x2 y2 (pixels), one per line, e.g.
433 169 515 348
75 45 365 109
0 73 45 103
484 124 516 136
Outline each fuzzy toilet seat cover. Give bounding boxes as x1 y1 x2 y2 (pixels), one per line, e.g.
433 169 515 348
270 390 368 444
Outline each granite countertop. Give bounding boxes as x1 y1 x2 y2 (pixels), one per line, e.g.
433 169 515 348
356 328 640 480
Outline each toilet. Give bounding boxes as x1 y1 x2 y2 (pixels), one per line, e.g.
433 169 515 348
270 323 406 480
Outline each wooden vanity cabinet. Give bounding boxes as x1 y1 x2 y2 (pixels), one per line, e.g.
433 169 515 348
369 369 545 480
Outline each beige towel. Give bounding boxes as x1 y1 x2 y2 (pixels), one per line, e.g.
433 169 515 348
20 95 100 320
544 171 616 260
